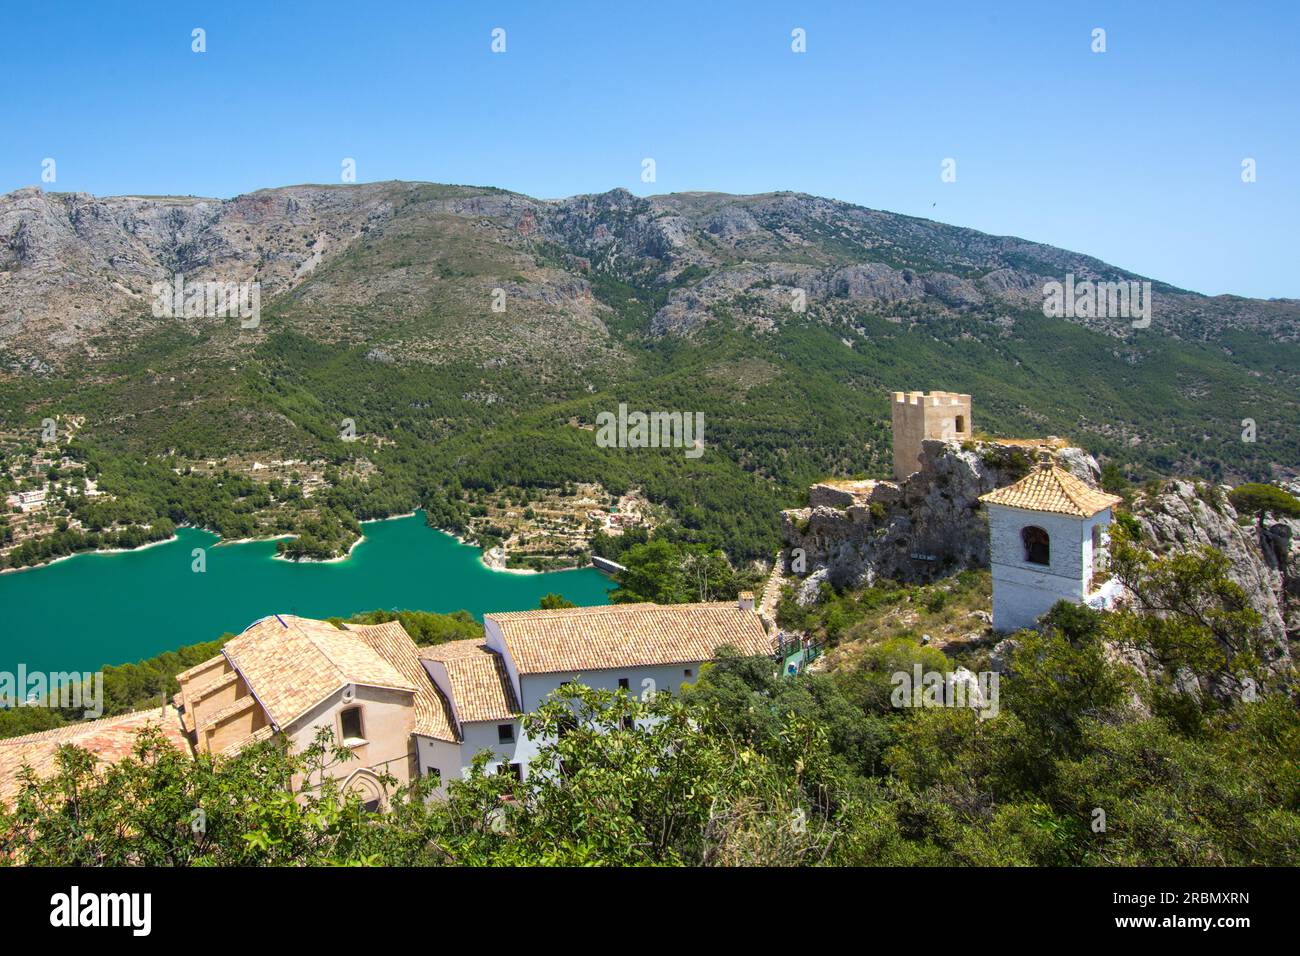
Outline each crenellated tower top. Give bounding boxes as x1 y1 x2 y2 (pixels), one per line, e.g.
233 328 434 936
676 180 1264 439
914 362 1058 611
890 390 972 480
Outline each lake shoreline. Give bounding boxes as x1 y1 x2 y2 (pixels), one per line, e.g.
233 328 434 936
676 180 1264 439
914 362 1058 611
0 512 613 676
1 510 597 579
273 534 365 565
0 532 182 576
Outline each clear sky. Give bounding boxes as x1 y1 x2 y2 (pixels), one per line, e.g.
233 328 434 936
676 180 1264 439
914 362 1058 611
3 0 1296 298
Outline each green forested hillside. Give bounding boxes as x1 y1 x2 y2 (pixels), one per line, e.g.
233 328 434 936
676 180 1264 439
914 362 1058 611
4 296 1295 567
2 185 1296 568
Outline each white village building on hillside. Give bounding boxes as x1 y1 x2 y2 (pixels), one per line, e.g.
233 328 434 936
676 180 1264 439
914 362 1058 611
6 488 47 512
416 600 771 787
221 602 770 800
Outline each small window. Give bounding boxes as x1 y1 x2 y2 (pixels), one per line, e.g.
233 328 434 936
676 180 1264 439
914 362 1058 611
426 767 441 781
618 678 629 690
684 668 693 678
361 799 382 813
497 723 515 744
1022 526 1050 566
955 415 966 434
497 762 523 781
340 707 365 745
556 712 577 740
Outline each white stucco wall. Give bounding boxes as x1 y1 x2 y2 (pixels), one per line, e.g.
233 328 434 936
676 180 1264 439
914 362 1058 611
509 663 703 774
518 663 699 712
988 503 1112 632
415 661 707 794
462 719 524 775
413 736 463 797
413 724 523 796
414 717 529 789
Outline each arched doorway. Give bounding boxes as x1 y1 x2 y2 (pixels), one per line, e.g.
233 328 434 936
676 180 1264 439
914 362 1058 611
343 768 386 812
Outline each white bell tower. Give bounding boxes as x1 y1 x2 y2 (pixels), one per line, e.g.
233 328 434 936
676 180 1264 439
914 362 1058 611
979 460 1122 633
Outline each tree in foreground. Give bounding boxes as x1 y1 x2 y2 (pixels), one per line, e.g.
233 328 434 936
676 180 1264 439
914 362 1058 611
0 727 390 866
379 684 842 866
0 686 841 867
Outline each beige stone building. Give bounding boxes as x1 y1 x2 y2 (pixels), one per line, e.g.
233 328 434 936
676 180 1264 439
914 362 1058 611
891 390 972 480
175 614 443 807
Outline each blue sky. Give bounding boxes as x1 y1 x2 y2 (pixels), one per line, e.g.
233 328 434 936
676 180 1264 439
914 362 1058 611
2 0 1296 298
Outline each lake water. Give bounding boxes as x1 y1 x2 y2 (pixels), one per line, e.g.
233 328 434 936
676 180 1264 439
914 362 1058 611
0 512 612 674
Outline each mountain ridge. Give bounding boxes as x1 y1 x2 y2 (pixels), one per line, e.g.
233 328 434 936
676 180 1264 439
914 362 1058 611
3 181 1297 365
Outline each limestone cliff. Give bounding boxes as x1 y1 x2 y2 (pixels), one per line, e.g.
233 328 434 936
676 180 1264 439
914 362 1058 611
1127 480 1296 685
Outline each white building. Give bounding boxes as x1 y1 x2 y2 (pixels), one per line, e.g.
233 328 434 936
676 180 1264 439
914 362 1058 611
416 600 773 793
7 488 47 512
979 461 1122 633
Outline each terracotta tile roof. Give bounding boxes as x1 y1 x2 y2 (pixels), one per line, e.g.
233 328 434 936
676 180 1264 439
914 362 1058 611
174 654 229 688
190 669 238 703
980 463 1122 517
195 695 259 735
187 696 268 758
217 724 275 756
222 614 416 729
0 707 189 805
486 602 774 675
347 621 458 741
419 639 519 728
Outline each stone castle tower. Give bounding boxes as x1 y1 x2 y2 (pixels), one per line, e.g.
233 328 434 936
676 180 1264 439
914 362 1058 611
891 390 972 480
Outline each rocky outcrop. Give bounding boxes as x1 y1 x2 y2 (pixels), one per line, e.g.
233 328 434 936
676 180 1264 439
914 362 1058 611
782 438 1095 588
0 182 630 373
789 449 1296 700
1127 480 1296 687
0 183 409 355
646 260 992 336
